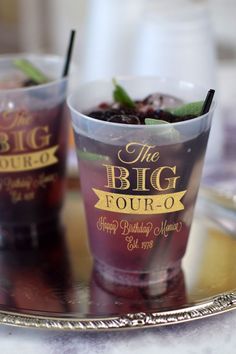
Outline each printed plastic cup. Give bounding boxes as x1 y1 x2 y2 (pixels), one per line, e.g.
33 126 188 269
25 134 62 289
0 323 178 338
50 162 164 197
0 55 69 241
68 76 215 287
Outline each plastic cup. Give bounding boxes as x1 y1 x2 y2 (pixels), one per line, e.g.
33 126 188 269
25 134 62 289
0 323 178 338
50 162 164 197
0 54 69 244
68 76 215 287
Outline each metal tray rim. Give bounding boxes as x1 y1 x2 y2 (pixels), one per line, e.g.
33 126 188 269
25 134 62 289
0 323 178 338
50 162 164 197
0 291 235 331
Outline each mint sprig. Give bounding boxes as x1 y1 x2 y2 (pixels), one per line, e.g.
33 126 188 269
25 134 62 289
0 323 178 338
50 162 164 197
14 59 49 84
145 118 170 125
77 149 110 162
167 101 204 117
112 78 135 108
145 118 180 140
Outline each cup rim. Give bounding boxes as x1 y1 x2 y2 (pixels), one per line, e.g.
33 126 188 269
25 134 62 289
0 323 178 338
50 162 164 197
67 75 216 129
0 53 68 94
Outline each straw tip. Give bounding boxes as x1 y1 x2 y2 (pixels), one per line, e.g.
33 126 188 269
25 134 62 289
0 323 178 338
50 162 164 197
200 88 216 115
62 29 76 78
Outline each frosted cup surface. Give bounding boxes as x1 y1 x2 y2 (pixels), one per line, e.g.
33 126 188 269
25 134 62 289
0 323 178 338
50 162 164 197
68 77 215 287
0 55 69 233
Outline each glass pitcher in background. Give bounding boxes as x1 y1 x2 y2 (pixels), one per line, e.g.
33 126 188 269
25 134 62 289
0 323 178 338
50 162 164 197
82 0 144 81
133 0 216 87
131 0 222 163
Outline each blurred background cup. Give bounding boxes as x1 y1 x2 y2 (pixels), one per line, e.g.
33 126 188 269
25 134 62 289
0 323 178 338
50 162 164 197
131 0 221 163
68 76 215 288
0 54 69 244
132 0 216 86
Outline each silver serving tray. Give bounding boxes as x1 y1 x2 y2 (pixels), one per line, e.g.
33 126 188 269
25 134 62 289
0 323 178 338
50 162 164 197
0 189 235 331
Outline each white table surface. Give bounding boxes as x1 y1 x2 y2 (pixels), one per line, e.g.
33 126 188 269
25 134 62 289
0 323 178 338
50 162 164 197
0 310 236 354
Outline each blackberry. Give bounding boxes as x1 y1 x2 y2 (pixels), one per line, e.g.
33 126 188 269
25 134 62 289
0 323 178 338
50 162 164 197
86 98 196 125
107 114 141 125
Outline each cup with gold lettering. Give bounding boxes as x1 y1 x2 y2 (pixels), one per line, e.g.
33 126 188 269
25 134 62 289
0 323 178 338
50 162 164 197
68 76 215 287
0 54 69 244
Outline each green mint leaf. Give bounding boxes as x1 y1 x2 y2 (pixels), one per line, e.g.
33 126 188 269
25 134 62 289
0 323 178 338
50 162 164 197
145 118 170 125
167 101 204 117
13 59 49 84
77 149 110 162
112 78 135 108
145 118 180 141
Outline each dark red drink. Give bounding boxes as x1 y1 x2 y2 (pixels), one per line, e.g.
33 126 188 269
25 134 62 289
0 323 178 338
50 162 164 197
0 55 69 242
68 76 214 287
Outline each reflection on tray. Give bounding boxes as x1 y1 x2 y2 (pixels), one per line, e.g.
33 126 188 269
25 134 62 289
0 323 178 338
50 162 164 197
0 224 74 314
90 268 187 316
0 220 188 318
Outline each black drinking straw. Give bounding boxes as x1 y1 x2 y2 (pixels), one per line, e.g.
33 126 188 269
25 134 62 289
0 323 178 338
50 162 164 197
62 29 76 77
200 89 215 115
